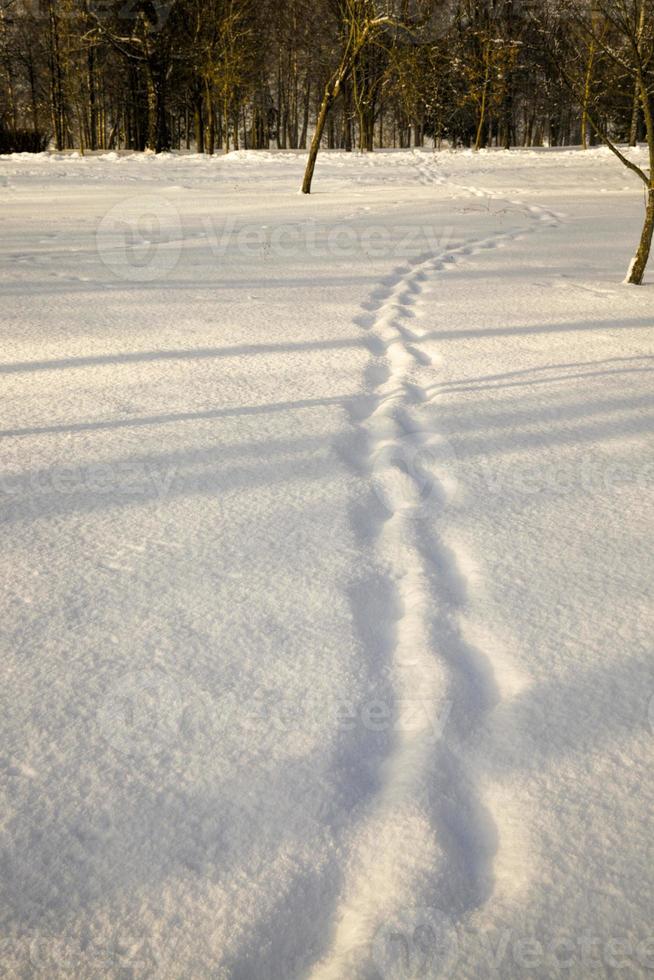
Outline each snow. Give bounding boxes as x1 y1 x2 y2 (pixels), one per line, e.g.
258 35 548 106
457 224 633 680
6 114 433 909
0 146 653 979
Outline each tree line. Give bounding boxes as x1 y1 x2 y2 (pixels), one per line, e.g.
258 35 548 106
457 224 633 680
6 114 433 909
0 0 649 156
1 1 652 281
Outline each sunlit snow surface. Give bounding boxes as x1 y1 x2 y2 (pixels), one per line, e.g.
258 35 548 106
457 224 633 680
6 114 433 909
0 146 653 979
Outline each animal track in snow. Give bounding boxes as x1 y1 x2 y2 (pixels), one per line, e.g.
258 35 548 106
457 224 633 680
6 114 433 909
317 162 560 979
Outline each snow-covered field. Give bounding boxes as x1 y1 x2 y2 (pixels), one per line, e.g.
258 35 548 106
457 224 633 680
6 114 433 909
0 146 653 979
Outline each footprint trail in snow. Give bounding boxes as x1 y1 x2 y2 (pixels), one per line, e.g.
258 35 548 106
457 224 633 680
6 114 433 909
313 156 561 979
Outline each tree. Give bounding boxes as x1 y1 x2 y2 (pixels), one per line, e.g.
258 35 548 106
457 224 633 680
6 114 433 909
301 0 401 194
544 0 654 283
85 1 179 152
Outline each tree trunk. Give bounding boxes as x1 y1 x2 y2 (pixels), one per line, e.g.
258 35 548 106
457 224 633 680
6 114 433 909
299 78 310 149
205 78 215 154
629 78 641 147
342 78 353 151
87 46 98 150
146 71 157 151
327 112 335 149
626 188 654 285
107 112 119 150
223 97 230 152
194 97 204 153
364 105 375 151
475 58 490 151
232 107 239 150
302 76 339 193
155 76 170 151
581 38 596 149
28 60 39 134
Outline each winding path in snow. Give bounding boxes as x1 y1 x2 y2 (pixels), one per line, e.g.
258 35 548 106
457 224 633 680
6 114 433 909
312 155 562 979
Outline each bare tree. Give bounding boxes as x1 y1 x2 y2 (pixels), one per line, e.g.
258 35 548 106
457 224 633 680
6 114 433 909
546 0 653 283
301 0 400 194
